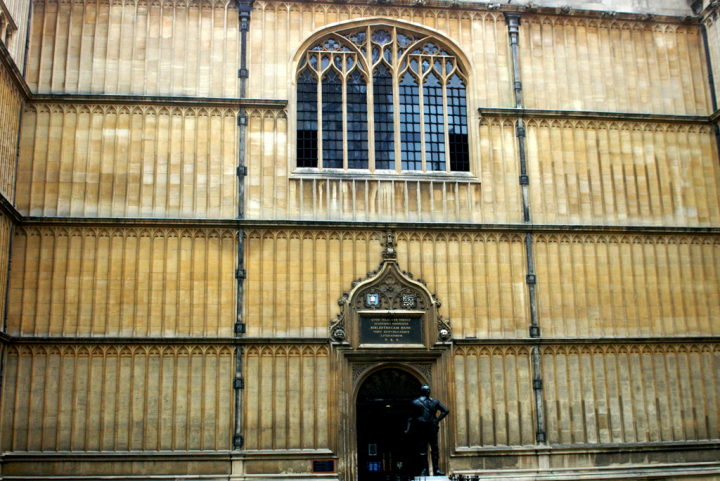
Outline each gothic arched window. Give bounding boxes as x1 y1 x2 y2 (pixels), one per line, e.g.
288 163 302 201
295 25 469 173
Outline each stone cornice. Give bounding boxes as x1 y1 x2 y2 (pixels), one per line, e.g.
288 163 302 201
453 336 720 345
8 335 720 346
702 0 720 22
0 0 18 31
0 40 30 99
479 107 711 125
9 336 330 344
1 451 235 461
0 191 20 224
711 108 720 123
29 94 287 109
453 441 720 456
261 0 699 25
15 217 720 235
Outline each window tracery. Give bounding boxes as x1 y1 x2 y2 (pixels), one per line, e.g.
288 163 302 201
296 25 470 174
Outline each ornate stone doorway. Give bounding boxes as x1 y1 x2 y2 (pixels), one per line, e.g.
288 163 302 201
329 232 454 481
356 368 422 481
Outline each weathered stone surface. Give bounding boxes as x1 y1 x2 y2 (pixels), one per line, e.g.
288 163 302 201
0 0 719 479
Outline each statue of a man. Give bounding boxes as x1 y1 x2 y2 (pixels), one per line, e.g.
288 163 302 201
405 385 450 476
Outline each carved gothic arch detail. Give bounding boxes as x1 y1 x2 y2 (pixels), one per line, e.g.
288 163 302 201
330 230 451 346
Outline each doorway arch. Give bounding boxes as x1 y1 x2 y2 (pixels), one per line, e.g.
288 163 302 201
355 367 423 481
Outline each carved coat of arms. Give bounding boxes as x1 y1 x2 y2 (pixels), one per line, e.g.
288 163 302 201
366 293 380 307
401 293 416 309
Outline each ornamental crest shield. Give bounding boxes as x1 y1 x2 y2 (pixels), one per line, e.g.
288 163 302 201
401 293 416 309
366 292 380 307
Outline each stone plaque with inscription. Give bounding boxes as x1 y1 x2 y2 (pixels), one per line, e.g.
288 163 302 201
359 316 423 345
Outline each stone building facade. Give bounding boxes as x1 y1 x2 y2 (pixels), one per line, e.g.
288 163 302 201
0 0 720 479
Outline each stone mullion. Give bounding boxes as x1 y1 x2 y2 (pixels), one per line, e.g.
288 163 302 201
504 11 546 444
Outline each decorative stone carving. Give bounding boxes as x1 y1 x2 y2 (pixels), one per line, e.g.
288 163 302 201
407 363 432 383
330 230 451 346
382 229 397 260
352 363 376 385
330 291 350 342
437 316 452 341
351 362 432 387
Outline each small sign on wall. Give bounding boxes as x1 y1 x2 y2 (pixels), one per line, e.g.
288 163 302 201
359 316 423 345
312 459 335 473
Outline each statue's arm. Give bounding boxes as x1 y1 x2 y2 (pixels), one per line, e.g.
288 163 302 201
436 401 449 423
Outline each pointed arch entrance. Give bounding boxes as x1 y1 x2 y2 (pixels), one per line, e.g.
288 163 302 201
328 231 454 481
356 367 423 481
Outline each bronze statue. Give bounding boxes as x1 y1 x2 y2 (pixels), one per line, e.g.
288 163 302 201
405 385 449 476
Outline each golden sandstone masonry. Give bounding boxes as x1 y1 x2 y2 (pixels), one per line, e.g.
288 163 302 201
0 0 719 480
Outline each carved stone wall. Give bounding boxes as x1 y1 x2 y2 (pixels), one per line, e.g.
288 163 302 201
17 104 239 218
242 344 330 451
519 17 712 115
525 119 720 227
0 63 22 201
540 342 720 445
26 0 240 96
0 344 235 452
534 233 720 338
2 0 720 479
8 226 238 337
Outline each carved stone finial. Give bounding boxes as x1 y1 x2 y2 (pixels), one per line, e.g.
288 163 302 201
601 10 617 18
330 311 346 342
642 13 655 22
560 5 572 14
437 316 452 341
382 230 397 260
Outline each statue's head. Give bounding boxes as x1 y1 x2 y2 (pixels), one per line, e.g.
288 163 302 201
420 385 431 396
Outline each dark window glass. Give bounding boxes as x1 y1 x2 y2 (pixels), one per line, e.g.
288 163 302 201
298 31 470 174
399 73 421 171
447 74 469 172
297 68 318 168
373 64 394 170
423 73 445 172
322 70 343 168
347 71 369 169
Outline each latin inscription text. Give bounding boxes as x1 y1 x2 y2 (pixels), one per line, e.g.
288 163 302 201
360 316 422 345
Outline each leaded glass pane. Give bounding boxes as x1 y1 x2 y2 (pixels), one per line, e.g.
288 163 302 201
371 29 391 45
347 72 369 169
346 31 366 46
399 73 421 171
373 65 394 170
298 27 470 174
297 69 318 168
322 70 343 168
448 74 469 172
423 73 445 172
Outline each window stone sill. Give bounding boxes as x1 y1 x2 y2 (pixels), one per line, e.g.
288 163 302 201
290 168 479 183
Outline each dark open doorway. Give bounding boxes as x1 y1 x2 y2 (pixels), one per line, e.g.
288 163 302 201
356 368 422 481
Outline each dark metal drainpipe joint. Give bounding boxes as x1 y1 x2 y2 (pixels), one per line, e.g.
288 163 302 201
504 12 523 109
